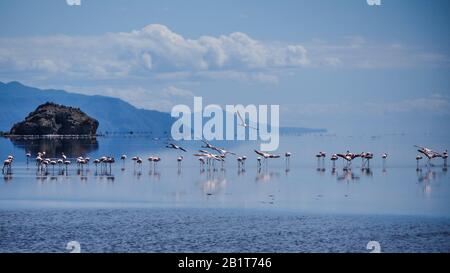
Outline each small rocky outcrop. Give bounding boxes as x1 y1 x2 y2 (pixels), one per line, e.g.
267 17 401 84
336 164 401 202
10 102 99 135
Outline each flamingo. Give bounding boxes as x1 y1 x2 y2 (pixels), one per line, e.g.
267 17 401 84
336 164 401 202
202 140 236 158
382 153 388 168
315 152 322 169
241 156 247 169
36 156 43 172
148 156 154 169
93 159 100 172
194 151 213 169
236 110 258 130
415 145 442 167
194 150 223 170
215 147 236 156
131 156 138 170
107 157 115 174
198 157 205 170
136 157 142 171
99 156 108 173
201 140 216 150
416 155 422 170
315 152 326 170
166 143 187 152
76 157 83 170
254 150 280 168
26 152 31 165
2 158 12 174
41 159 49 174
57 159 63 173
153 157 161 170
237 157 243 170
50 160 57 175
285 152 291 169
213 154 224 170
80 159 88 173
442 150 448 166
361 152 374 169
120 154 126 169
64 160 71 174
256 157 262 170
177 156 183 169
336 151 361 170
330 154 338 169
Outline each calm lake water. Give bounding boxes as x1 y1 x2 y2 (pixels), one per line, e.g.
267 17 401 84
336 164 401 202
1 133 449 253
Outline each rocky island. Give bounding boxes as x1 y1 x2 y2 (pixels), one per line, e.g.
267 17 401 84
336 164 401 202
9 102 99 136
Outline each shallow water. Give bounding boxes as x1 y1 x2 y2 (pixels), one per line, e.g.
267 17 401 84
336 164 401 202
1 208 449 253
0 133 449 252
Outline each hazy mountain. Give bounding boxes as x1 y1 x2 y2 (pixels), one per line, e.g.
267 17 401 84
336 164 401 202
0 81 174 135
0 81 325 137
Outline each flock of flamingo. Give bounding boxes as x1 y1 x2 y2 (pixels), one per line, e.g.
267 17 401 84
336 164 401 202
1 141 448 178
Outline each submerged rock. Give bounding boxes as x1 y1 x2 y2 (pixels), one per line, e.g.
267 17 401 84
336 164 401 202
10 102 99 135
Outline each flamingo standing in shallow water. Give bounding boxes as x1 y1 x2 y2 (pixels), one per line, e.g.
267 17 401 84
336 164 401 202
382 153 388 169
198 157 205 171
241 156 247 169
285 152 291 170
177 156 183 170
256 157 262 170
64 160 70 174
131 156 138 170
50 160 57 175
416 155 422 170
361 152 374 169
153 157 161 171
93 159 100 172
443 150 448 167
237 157 243 171
315 152 325 168
57 159 63 173
148 156 154 170
120 155 126 169
330 154 338 169
2 158 13 174
315 152 326 170
107 157 115 174
26 152 31 165
41 159 49 174
136 157 142 172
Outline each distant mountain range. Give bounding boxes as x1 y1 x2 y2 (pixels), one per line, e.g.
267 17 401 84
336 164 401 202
0 81 326 136
0 81 174 135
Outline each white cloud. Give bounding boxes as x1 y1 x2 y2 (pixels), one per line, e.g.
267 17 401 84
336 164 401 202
304 37 450 69
1 24 447 84
0 24 309 82
66 0 81 6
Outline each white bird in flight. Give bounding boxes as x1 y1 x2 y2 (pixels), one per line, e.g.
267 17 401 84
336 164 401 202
237 111 258 130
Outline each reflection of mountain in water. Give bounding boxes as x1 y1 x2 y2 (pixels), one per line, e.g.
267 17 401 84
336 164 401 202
10 137 98 158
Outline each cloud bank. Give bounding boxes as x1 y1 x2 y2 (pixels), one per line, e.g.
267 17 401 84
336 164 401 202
0 24 309 81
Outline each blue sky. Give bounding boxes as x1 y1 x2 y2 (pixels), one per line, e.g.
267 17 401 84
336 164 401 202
0 0 449 134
